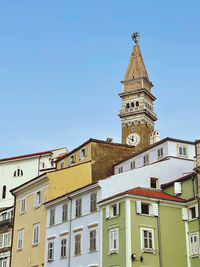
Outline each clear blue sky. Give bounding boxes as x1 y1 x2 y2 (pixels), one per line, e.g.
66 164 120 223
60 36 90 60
0 0 200 157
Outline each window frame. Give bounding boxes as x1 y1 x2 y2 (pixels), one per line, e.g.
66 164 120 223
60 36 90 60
33 223 40 246
69 154 76 166
75 198 82 218
47 240 55 262
79 147 87 160
140 227 155 252
118 166 123 174
20 198 26 214
60 235 67 258
157 147 164 159
109 228 119 253
130 160 136 170
62 203 68 222
60 160 65 169
90 192 97 212
177 144 188 158
150 177 160 189
143 154 149 166
189 232 199 256
17 229 24 250
89 228 97 253
49 208 55 226
74 232 82 256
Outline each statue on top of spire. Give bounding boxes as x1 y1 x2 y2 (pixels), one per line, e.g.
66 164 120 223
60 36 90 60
132 32 139 45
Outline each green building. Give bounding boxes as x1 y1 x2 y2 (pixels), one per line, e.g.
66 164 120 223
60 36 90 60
100 176 200 267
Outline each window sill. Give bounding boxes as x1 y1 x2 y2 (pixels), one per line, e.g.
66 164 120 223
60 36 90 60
17 248 23 251
74 253 82 257
32 243 39 247
107 215 119 220
20 211 26 215
89 250 98 254
34 204 41 209
141 249 155 254
47 259 54 262
188 218 198 222
60 256 67 259
109 250 119 255
190 254 200 258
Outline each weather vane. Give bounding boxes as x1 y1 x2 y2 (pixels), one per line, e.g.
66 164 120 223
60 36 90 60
132 32 139 45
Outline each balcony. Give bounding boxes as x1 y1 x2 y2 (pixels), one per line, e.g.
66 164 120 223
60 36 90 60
0 218 13 229
118 105 157 120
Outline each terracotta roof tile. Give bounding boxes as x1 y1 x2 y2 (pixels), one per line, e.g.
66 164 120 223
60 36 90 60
127 187 185 202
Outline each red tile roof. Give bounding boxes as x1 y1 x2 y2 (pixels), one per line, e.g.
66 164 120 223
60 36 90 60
127 187 185 202
0 148 66 162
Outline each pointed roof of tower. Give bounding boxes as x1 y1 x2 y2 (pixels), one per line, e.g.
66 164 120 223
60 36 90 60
124 45 149 81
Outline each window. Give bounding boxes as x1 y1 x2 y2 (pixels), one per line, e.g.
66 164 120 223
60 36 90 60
47 240 54 261
157 148 163 158
189 233 199 255
189 207 197 220
62 203 68 222
126 103 130 109
60 161 64 169
0 259 8 267
75 198 82 217
34 191 42 207
0 232 11 248
74 233 81 256
89 229 97 253
60 236 67 258
150 177 159 189
90 192 97 212
143 154 149 166
49 208 55 226
20 199 26 214
118 166 123 174
79 147 87 160
109 228 118 253
177 144 188 157
33 223 40 245
106 203 120 219
130 161 136 170
2 213 7 221
136 101 139 106
2 185 6 199
131 102 134 107
17 229 24 250
140 228 154 251
13 169 23 177
141 203 150 215
69 154 75 166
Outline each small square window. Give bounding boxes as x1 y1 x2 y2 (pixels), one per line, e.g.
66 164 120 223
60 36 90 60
69 154 75 166
130 161 136 170
143 154 149 166
189 207 196 220
109 203 120 218
177 144 188 158
118 167 123 174
141 203 150 215
79 147 87 160
157 148 164 158
150 177 159 189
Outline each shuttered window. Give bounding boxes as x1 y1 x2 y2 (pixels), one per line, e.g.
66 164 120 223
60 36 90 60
50 208 55 226
89 229 97 252
62 203 68 222
74 233 81 255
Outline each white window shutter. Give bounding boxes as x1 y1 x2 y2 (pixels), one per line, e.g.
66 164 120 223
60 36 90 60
116 203 120 215
79 151 81 160
85 147 87 156
182 208 188 221
106 206 110 219
174 182 182 195
136 201 141 214
195 204 199 218
152 203 158 216
68 157 71 166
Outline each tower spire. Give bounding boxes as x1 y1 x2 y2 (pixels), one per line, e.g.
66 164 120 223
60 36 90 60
118 34 157 152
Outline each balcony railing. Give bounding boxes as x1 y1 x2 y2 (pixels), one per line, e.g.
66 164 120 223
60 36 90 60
0 218 13 228
118 105 157 118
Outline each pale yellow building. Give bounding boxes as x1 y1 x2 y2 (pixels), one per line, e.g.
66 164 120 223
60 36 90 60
10 139 134 266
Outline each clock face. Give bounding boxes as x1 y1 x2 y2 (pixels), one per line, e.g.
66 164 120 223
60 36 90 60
126 133 140 146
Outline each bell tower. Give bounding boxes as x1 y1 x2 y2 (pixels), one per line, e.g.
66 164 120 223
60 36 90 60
118 33 157 152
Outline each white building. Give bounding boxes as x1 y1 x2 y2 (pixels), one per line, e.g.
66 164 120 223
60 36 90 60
114 137 195 174
44 137 195 267
0 148 67 208
44 183 101 267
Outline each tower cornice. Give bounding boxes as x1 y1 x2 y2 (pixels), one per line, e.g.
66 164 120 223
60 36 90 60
118 88 156 101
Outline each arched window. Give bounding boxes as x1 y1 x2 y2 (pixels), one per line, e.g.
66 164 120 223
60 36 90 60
14 169 23 177
126 103 130 109
131 102 134 107
2 185 6 199
136 101 139 107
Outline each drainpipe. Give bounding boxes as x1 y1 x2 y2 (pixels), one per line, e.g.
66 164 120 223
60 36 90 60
68 197 72 267
157 201 162 267
9 197 16 267
194 142 200 232
38 154 41 176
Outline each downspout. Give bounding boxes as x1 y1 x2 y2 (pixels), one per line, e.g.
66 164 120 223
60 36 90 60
157 201 162 267
68 197 72 267
194 143 200 231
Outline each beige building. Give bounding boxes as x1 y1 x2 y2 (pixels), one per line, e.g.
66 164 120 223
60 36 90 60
10 138 134 267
